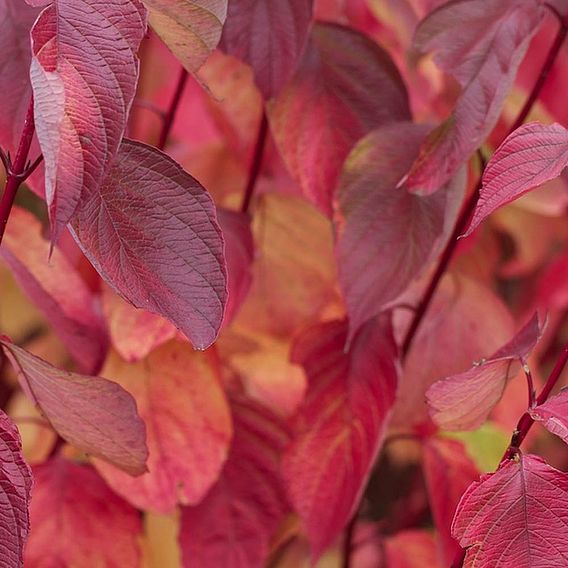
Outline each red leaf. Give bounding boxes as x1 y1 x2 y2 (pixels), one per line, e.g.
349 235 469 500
143 0 227 73
465 122 568 236
283 317 398 558
1 206 108 373
0 339 148 476
335 122 466 339
25 459 142 567
529 388 568 444
0 1 39 154
268 22 411 215
94 341 232 513
217 209 254 326
103 290 177 363
426 314 542 430
453 454 568 567
406 0 544 194
179 396 290 568
392 274 514 429
220 0 313 99
70 139 227 350
0 411 32 568
422 437 479 565
30 0 147 241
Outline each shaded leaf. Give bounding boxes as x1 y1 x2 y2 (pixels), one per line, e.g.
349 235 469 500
268 22 411 214
179 396 290 568
217 209 254 326
103 289 177 363
25 459 142 567
465 122 568 235
95 341 232 513
71 139 227 350
0 339 148 476
422 437 479 565
30 0 147 241
220 0 313 99
0 410 32 568
1 206 108 373
143 0 227 73
283 317 398 558
453 454 568 567
529 388 568 445
406 0 544 194
392 274 514 428
335 122 465 339
0 0 39 153
237 193 340 337
426 314 542 430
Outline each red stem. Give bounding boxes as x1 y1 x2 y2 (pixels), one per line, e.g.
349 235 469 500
401 10 568 360
401 176 481 358
342 516 356 568
0 99 36 246
509 8 568 133
241 111 269 214
157 67 188 151
450 344 568 568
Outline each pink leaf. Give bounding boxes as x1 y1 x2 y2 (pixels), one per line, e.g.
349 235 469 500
529 388 568 444
0 410 32 568
465 122 568 235
25 459 142 566
103 290 177 363
426 314 542 431
392 274 515 429
179 396 290 568
30 0 147 241
283 316 398 558
0 339 148 476
422 437 479 565
406 0 544 194
1 206 108 373
453 454 568 567
0 1 39 154
70 139 227 350
335 122 465 339
94 341 232 513
142 0 227 73
217 209 254 326
268 22 411 215
220 0 313 99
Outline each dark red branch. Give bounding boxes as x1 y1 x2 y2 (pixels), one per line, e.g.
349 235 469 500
0 99 36 246
241 111 269 214
510 9 568 133
157 67 189 151
401 175 481 358
342 515 357 568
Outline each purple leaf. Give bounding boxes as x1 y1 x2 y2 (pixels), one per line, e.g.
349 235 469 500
406 0 544 195
0 339 148 476
0 411 32 568
0 0 39 154
465 122 568 235
30 0 147 242
268 22 411 215
220 0 313 99
335 122 465 339
70 139 227 350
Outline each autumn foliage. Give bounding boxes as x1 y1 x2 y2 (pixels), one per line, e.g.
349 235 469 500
3 0 568 567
